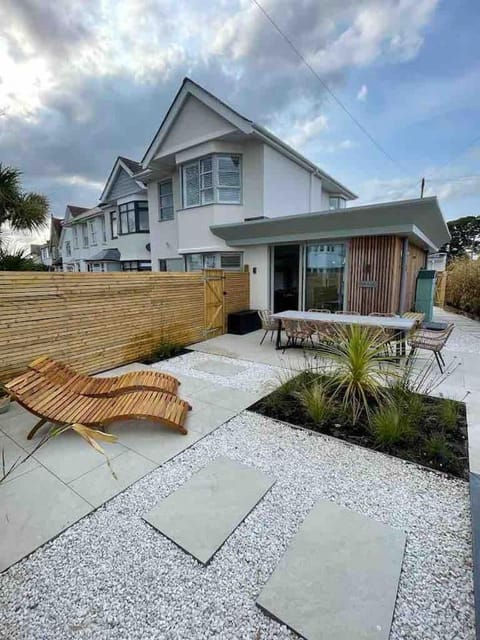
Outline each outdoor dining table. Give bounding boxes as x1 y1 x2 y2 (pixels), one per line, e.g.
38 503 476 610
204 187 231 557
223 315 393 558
271 310 416 355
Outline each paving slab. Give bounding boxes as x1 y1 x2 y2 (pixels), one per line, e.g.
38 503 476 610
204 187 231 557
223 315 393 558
0 407 53 452
0 465 91 572
69 449 156 508
257 500 406 640
32 429 126 483
191 385 262 412
192 360 248 377
0 434 39 483
143 457 275 564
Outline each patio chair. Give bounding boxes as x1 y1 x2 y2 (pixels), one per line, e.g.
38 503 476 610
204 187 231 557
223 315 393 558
307 309 333 343
368 312 397 350
4 369 191 440
407 322 454 373
257 309 277 345
335 310 360 315
28 355 179 397
282 319 315 351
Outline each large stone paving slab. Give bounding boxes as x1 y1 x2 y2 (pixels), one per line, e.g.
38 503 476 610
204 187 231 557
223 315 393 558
144 457 275 564
0 466 91 572
192 359 248 377
257 500 406 640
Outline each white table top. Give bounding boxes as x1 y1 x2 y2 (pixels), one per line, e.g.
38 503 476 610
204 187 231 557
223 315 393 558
271 310 415 331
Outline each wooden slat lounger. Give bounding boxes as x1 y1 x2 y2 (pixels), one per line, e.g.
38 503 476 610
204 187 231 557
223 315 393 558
5 370 191 440
29 355 179 397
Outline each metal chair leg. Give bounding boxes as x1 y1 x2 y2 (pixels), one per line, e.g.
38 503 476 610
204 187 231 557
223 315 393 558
260 329 268 345
438 351 446 367
434 351 444 373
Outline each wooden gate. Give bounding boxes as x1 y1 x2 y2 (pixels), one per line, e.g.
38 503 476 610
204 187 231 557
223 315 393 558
203 269 225 338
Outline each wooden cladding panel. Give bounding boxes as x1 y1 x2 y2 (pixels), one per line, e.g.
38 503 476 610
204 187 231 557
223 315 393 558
347 236 403 315
405 243 427 311
0 270 249 383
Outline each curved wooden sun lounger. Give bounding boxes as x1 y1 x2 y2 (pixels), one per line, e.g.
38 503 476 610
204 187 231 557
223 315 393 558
29 355 179 398
5 370 191 440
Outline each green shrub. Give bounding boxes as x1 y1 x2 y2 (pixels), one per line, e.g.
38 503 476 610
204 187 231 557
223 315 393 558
294 382 331 426
424 434 453 464
321 325 400 423
437 399 460 430
144 341 183 363
370 404 415 449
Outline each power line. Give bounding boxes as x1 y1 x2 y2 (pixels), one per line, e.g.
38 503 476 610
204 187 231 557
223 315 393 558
425 174 480 183
250 0 412 177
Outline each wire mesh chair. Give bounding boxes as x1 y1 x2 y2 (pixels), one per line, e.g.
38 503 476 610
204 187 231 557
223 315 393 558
307 309 333 343
282 319 315 351
407 322 454 373
257 309 277 345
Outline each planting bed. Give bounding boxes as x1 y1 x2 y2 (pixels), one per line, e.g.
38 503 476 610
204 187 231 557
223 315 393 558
251 371 469 479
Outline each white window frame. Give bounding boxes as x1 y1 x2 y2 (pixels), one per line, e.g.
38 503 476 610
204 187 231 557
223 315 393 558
65 241 71 257
158 179 174 221
73 226 79 249
182 154 242 208
82 223 89 248
88 219 97 245
329 196 346 210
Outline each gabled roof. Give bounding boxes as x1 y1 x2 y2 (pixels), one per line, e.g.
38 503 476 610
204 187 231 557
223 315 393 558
140 77 356 199
66 205 89 218
51 217 63 234
99 156 145 204
210 197 450 252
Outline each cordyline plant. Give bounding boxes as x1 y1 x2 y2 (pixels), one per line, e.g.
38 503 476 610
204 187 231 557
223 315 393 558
316 324 401 424
1 423 118 485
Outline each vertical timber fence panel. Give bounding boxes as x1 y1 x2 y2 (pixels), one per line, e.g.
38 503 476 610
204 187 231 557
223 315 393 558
0 270 249 383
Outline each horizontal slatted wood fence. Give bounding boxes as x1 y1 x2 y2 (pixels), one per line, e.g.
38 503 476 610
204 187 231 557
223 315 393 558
0 270 250 383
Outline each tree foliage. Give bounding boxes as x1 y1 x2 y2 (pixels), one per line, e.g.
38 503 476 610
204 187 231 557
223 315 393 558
0 163 49 238
441 215 480 260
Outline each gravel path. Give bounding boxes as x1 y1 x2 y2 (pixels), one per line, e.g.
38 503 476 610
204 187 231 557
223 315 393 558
156 350 285 392
0 412 473 640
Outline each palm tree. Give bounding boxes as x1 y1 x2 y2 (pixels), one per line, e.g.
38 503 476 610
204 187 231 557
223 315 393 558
0 163 49 239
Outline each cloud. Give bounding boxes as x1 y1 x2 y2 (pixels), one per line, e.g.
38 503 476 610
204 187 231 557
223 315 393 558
0 0 440 236
285 114 329 148
357 84 368 101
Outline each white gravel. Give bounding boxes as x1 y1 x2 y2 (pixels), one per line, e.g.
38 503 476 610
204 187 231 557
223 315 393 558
154 350 285 392
0 411 473 640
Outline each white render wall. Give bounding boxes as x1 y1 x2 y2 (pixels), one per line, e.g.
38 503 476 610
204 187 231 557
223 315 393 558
243 245 270 310
263 146 323 217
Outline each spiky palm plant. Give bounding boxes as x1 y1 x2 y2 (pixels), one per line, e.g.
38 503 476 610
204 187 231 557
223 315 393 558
321 324 400 424
0 164 49 240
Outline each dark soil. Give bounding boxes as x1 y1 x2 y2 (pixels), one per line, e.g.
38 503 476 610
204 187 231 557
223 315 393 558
250 372 469 480
141 347 192 364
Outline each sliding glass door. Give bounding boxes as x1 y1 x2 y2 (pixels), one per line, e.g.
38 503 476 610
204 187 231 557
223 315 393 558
304 243 346 311
272 245 301 312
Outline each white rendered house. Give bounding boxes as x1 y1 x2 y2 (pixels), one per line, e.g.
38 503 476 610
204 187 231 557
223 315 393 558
60 157 152 272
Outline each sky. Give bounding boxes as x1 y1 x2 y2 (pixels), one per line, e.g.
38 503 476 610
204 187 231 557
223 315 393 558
1 0 479 248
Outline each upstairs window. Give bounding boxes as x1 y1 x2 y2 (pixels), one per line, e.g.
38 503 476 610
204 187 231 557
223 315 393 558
119 201 149 234
73 226 79 249
82 223 89 248
159 180 174 221
182 154 241 208
88 219 97 245
65 241 71 257
329 196 346 210
110 211 118 239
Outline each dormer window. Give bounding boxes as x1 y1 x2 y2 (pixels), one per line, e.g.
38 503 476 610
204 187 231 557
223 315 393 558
182 154 241 208
329 196 346 210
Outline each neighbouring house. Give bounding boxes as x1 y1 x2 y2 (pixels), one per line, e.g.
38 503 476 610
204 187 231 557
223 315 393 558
60 158 151 272
36 216 63 270
131 77 449 314
28 244 43 265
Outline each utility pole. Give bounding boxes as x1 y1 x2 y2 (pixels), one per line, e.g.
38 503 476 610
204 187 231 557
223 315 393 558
420 177 425 198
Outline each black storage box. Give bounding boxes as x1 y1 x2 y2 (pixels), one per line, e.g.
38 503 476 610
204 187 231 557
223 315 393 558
227 309 261 335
